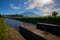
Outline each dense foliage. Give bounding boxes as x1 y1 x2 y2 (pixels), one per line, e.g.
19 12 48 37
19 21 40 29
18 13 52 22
10 16 60 25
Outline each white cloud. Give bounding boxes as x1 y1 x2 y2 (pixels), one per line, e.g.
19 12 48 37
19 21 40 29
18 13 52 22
38 3 60 15
26 3 36 9
42 13 50 16
51 8 60 14
41 7 51 16
24 0 32 4
44 8 52 12
24 0 60 16
42 8 60 16
25 0 54 9
45 3 60 12
33 0 53 7
10 3 21 9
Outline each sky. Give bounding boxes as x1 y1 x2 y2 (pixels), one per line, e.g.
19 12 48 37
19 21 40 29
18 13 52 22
0 0 60 16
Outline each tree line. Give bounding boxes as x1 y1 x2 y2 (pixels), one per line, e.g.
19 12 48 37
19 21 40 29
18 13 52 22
0 11 59 17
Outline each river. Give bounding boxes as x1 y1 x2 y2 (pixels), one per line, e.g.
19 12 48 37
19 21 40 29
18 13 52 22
4 18 36 31
4 18 60 37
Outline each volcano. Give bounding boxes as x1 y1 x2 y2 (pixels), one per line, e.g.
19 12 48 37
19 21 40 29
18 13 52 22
22 11 39 16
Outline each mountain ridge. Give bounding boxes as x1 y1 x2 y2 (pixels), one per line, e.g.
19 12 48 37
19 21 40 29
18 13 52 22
21 11 39 16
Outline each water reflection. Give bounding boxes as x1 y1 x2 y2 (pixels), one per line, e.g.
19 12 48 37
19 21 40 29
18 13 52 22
4 18 24 31
4 18 36 31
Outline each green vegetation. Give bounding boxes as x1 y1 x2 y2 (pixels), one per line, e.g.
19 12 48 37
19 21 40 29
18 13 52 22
6 14 23 18
0 17 8 40
10 16 60 24
52 11 58 16
9 11 60 24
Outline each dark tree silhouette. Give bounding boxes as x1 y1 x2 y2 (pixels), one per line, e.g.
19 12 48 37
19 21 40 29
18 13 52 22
0 14 2 17
52 11 58 16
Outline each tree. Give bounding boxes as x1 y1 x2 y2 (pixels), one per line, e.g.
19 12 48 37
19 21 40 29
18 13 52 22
52 11 58 16
0 14 2 17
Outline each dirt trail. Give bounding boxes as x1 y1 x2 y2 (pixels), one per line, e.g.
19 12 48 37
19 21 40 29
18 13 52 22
8 27 25 40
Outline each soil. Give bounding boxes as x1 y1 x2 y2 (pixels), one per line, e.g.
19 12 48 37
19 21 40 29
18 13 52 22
8 27 25 40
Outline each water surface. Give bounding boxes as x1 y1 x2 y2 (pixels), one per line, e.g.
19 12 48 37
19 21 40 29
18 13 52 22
4 18 36 31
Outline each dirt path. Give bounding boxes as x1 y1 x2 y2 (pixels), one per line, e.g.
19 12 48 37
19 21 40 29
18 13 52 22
8 27 25 40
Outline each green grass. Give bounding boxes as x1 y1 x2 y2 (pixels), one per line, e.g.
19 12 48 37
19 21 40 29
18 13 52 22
10 16 60 24
0 17 8 40
9 16 60 18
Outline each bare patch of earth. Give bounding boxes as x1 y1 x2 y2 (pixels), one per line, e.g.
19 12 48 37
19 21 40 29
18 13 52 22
8 27 25 40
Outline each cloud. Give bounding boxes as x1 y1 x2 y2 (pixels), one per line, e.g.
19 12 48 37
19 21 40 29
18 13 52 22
53 3 60 7
51 8 60 12
33 0 53 7
38 3 60 13
24 0 60 16
42 8 60 16
42 13 50 16
41 7 51 16
10 3 21 9
24 0 32 4
26 3 36 9
25 0 54 10
43 8 50 12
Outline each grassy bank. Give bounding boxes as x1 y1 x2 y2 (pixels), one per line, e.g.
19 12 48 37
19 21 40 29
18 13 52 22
0 17 8 40
10 16 60 24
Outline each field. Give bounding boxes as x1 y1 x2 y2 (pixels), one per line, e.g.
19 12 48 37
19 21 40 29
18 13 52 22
10 16 60 25
0 17 8 40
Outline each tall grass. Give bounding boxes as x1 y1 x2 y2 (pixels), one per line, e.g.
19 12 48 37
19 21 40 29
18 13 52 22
0 17 8 40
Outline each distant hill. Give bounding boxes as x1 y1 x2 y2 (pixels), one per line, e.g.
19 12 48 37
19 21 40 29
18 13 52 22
21 11 39 16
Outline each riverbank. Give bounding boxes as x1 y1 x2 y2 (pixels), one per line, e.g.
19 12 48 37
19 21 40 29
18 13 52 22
8 26 25 40
0 17 25 40
0 17 8 40
10 16 60 25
